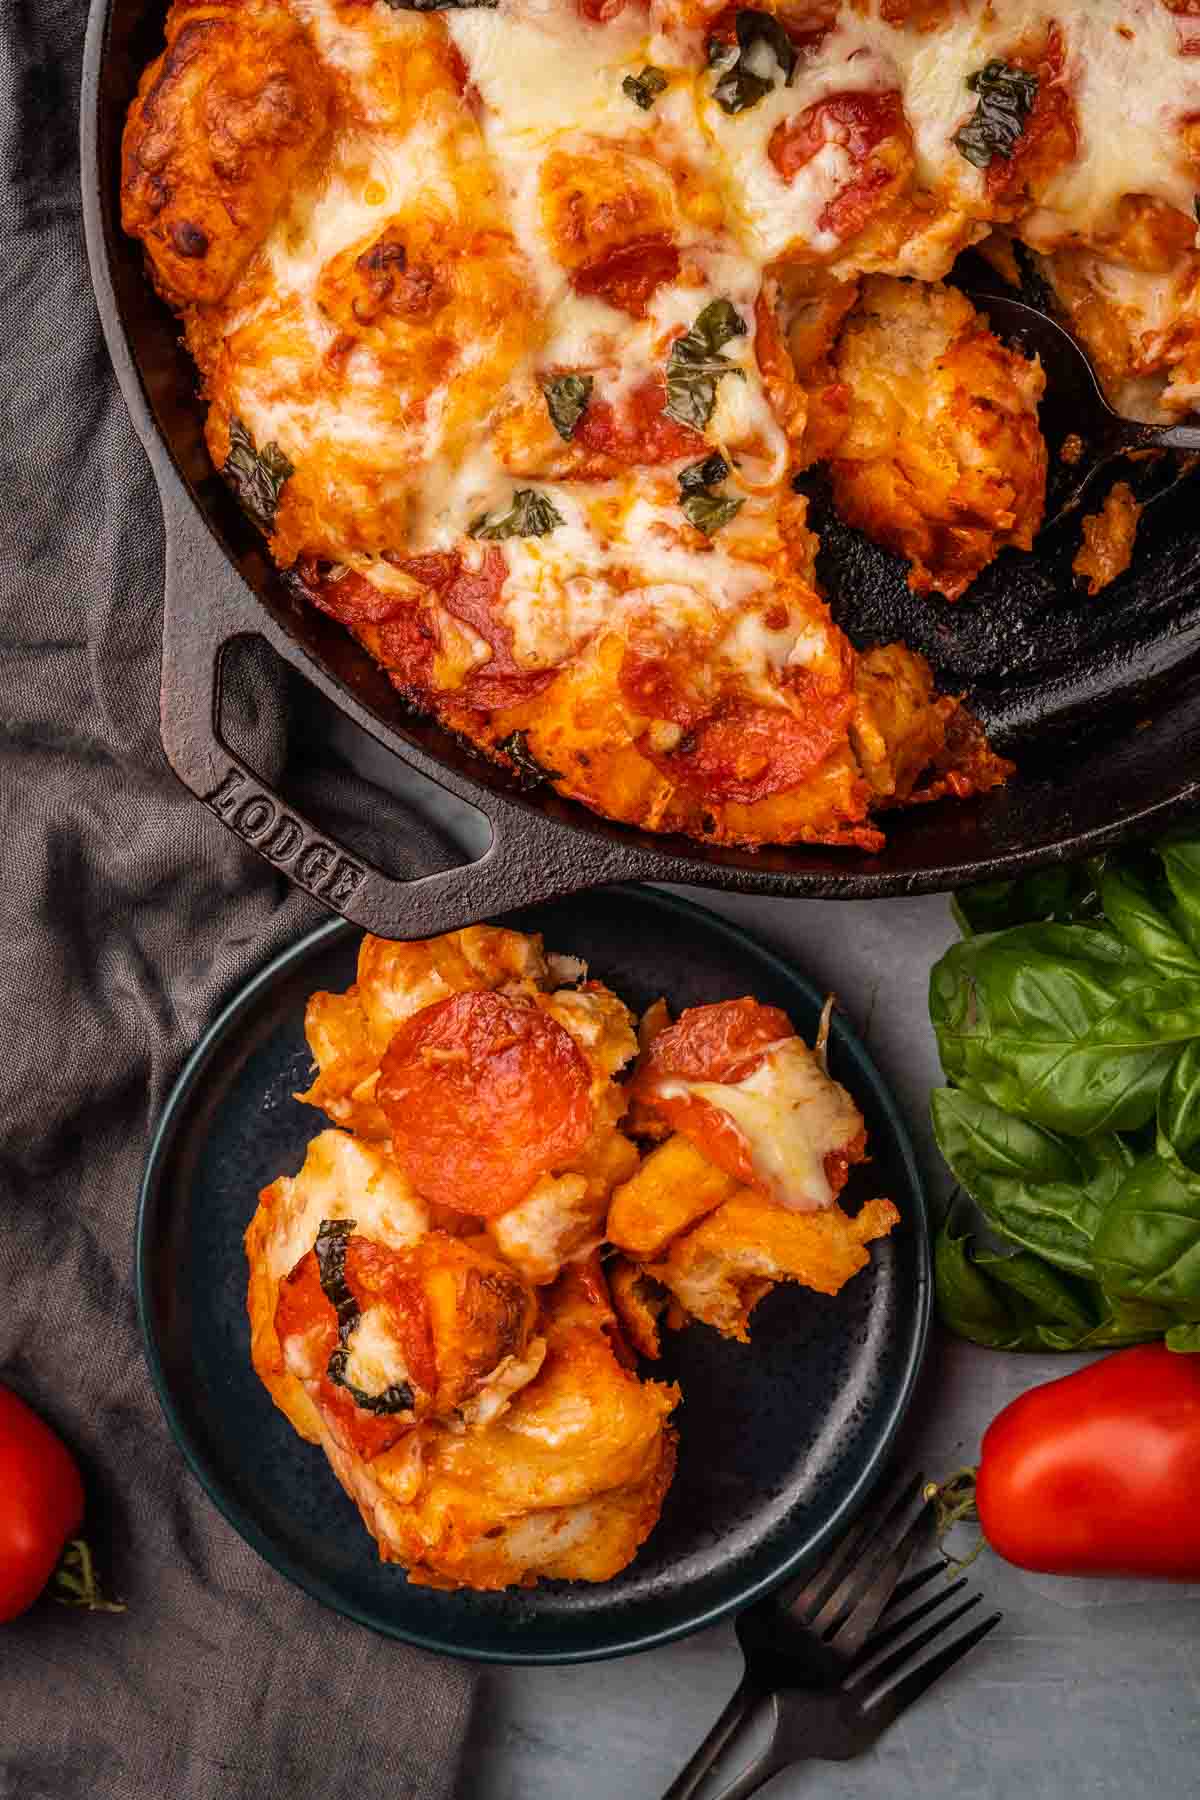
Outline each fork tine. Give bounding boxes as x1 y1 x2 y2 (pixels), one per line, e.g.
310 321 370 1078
803 1472 925 1638
881 1560 946 1615
860 1608 1003 1730
844 1578 970 1676
852 1593 983 1693
816 1485 933 1655
779 1509 879 1624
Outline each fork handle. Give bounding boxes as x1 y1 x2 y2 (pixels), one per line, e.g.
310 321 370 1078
660 1675 764 1800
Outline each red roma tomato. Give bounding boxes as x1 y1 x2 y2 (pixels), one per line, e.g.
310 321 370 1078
976 1345 1200 1579
0 1384 85 1621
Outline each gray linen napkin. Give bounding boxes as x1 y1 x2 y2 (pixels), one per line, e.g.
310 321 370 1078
0 3 475 1793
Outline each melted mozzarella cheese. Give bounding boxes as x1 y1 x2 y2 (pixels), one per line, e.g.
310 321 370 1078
340 1303 411 1397
491 481 773 671
705 1 1199 269
706 21 902 263
266 1130 429 1282
657 1039 862 1213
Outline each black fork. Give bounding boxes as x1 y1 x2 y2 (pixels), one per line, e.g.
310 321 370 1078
662 1474 1001 1800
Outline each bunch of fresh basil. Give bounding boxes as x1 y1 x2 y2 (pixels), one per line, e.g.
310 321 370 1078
929 835 1200 1354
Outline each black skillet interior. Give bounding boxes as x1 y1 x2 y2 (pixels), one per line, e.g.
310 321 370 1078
88 0 1200 896
137 889 929 1662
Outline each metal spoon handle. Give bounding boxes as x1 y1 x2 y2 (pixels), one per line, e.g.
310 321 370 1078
1149 422 1200 453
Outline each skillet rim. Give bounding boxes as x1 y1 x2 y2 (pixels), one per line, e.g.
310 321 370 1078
81 0 1200 907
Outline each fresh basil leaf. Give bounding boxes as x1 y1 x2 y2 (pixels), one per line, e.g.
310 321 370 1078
929 922 1200 1136
935 1213 1029 1349
314 1218 415 1414
469 489 565 540
679 453 730 496
496 730 562 790
1092 1150 1200 1320
544 374 593 442
314 1217 360 1342
952 865 1101 936
935 1206 1166 1352
664 299 747 429
710 11 797 117
1167 1319 1200 1352
974 1246 1099 1335
224 417 293 534
622 66 669 110
680 491 744 535
1038 1299 1179 1352
931 1088 1130 1277
1161 837 1200 958
1099 856 1200 978
1158 1038 1200 1173
953 59 1038 170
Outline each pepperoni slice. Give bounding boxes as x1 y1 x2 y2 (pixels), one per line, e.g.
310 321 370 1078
706 3 833 53
274 1244 421 1461
634 997 794 1095
571 236 681 319
662 689 855 805
620 639 711 731
631 998 865 1198
400 547 555 711
769 90 908 239
573 375 706 467
378 990 594 1217
631 998 795 1187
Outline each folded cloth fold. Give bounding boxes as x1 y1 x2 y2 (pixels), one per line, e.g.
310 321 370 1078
0 3 474 1795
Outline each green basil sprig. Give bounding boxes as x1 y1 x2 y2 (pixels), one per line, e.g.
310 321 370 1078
951 863 1101 935
929 921 1200 1137
314 1219 415 1415
224 417 293 535
677 452 743 536
953 59 1038 170
496 730 562 791
544 374 593 442
664 299 747 431
708 11 797 117
931 1090 1131 1279
931 832 1200 1356
623 66 669 111
469 489 565 540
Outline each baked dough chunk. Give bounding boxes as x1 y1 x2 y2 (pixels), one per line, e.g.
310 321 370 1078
247 1170 679 1588
299 927 638 1284
122 0 332 307
817 277 1047 600
609 998 899 1343
122 0 1015 852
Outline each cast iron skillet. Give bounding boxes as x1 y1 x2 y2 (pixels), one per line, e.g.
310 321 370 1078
136 888 930 1662
82 0 1200 936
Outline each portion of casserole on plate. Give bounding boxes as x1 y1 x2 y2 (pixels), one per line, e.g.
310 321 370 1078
244 926 898 1588
124 0 1200 847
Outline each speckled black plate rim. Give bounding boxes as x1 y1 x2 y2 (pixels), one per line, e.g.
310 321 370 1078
136 884 931 1665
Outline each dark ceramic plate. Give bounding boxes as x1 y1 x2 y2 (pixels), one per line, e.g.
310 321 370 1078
137 886 930 1663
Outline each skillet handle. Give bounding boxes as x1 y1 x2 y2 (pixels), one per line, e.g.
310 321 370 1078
159 498 634 939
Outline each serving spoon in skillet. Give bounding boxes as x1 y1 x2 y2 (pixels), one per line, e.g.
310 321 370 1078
963 290 1200 526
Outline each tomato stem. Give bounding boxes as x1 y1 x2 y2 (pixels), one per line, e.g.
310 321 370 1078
923 1468 985 1571
52 1538 126 1613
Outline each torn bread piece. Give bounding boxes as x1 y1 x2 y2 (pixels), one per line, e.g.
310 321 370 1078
610 997 898 1345
299 927 638 1285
